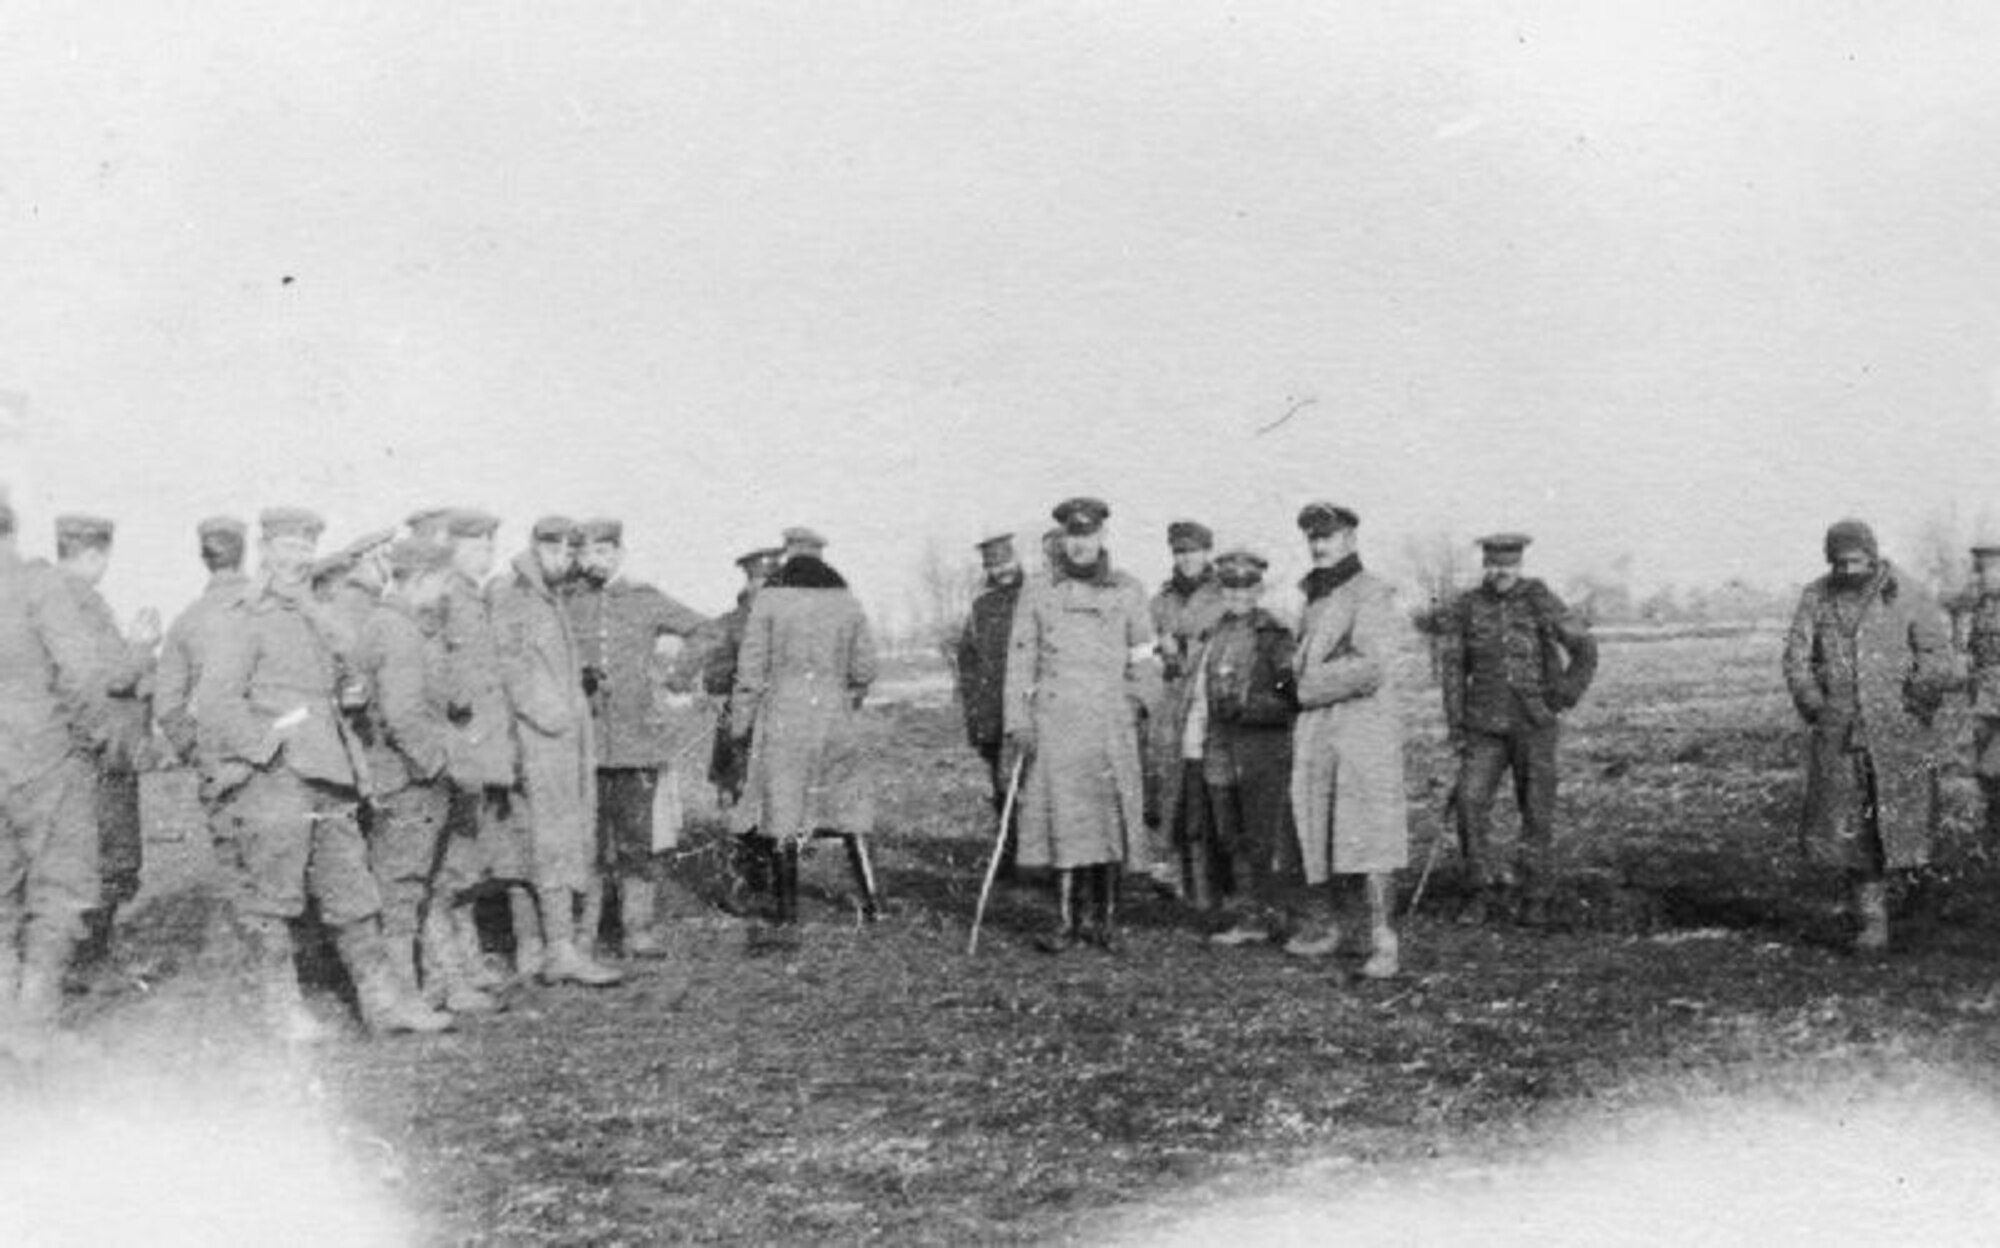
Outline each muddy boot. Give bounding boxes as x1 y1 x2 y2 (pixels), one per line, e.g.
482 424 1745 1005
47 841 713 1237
421 907 501 1015
451 902 505 990
620 876 668 958
1360 875 1400 979
774 843 802 927
242 916 329 1045
1283 884 1342 959
1854 878 1890 954
1035 871 1081 954
539 890 625 987
1084 866 1123 953
507 886 546 981
579 877 607 959
336 921 453 1035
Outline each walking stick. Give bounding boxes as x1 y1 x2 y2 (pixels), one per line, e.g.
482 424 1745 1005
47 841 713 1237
966 752 1028 956
1406 781 1458 919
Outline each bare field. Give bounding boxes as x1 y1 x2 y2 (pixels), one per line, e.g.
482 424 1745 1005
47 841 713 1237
23 630 2000 1244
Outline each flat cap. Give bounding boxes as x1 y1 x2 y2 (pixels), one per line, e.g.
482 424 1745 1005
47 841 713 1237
782 525 827 551
444 508 500 539
260 506 325 541
385 536 455 576
1214 547 1269 588
574 517 622 545
197 515 248 541
1052 497 1110 535
533 514 578 543
55 513 115 544
405 507 452 539
1476 532 1532 562
1296 503 1359 537
1823 518 1877 562
735 546 783 571
1167 520 1214 552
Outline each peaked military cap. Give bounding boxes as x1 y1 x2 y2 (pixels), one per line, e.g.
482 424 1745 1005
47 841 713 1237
260 506 325 541
975 531 1018 564
55 514 115 546
1214 547 1269 588
1167 520 1214 552
197 515 248 541
1822 519 1876 562
405 507 453 539
1296 502 1359 537
337 527 396 561
1053 497 1110 535
782 525 827 552
1973 542 2000 559
385 536 455 576
1475 532 1531 564
735 546 783 571
533 514 579 542
575 517 621 545
445 508 500 539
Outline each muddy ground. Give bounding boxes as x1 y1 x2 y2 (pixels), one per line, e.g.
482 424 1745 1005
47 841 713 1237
22 629 2000 1244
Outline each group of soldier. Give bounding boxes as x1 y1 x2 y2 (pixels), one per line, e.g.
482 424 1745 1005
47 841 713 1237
0 497 882 1053
962 501 2000 968
4 487 1998 1055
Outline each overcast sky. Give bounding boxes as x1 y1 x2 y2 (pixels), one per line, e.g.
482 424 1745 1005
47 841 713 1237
3 2 1998 625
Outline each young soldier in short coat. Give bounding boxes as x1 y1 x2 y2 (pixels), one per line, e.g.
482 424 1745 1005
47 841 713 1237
956 532 1026 880
197 507 450 1040
1285 505 1409 977
52 514 160 963
0 501 111 1054
1782 519 1956 953
1004 497 1154 952
1147 521 1227 903
1181 549 1297 949
1440 532 1598 927
564 517 707 957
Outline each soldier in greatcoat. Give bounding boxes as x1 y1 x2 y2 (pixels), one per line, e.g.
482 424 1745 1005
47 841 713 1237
730 535 877 930
1440 532 1599 927
1782 518 1956 953
1959 543 2000 841
956 532 1025 881
1181 549 1297 949
1284 506 1410 977
53 514 160 965
1147 520 1226 903
356 537 498 1014
491 517 622 986
1004 497 1154 952
564 517 706 956
196 507 449 1039
0 501 111 1054
702 546 782 911
156 517 251 774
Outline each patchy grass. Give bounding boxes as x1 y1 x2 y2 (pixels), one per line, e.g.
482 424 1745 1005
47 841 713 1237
36 631 2000 1243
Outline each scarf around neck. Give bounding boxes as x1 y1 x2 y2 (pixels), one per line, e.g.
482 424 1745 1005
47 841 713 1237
1055 551 1112 586
1302 554 1363 603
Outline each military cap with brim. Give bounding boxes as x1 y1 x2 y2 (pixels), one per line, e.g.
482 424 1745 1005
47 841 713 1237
445 508 500 539
975 532 1018 562
1214 547 1269 588
405 507 452 538
1822 519 1876 562
336 527 397 562
1297 503 1359 537
1167 520 1214 552
782 525 827 551
735 546 783 570
1973 542 2000 559
260 506 325 540
575 517 621 545
385 536 455 576
1053 497 1110 535
55 514 115 545
1476 532 1532 563
533 515 579 542
197 515 248 541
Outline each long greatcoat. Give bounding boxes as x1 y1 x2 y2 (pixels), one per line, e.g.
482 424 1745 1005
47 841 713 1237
1004 561 1153 870
1146 574 1225 837
490 552 597 892
730 564 877 841
1289 568 1409 882
1782 561 1955 869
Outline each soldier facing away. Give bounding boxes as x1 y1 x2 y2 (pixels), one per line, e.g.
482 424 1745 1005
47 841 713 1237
156 517 251 772
1004 497 1154 953
956 532 1025 881
53 514 160 966
702 545 782 911
564 516 706 957
1439 532 1598 928
1782 519 1956 953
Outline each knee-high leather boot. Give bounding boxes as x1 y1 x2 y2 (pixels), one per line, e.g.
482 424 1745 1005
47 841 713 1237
1035 870 1079 954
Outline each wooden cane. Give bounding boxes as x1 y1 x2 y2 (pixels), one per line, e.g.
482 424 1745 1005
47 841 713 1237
966 752 1028 956
1406 782 1458 919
